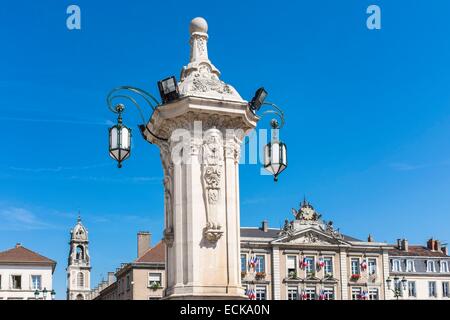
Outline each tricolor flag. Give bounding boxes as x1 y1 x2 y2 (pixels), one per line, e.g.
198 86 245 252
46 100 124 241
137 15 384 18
318 289 325 300
248 256 259 268
317 257 325 268
246 288 256 300
360 259 367 270
299 257 308 269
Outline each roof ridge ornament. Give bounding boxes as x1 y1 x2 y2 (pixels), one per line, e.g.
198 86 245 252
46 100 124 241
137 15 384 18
178 17 244 102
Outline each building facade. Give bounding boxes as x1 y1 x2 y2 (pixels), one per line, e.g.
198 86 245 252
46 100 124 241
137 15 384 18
241 200 392 300
388 238 450 300
91 200 450 300
0 243 56 300
92 232 165 300
66 216 91 300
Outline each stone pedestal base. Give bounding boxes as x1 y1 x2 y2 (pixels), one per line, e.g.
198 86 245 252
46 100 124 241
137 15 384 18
163 285 247 300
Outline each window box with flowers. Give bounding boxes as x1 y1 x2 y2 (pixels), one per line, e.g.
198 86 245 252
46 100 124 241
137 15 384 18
307 271 316 279
255 272 266 280
149 282 161 291
288 271 298 279
324 273 333 280
350 274 361 281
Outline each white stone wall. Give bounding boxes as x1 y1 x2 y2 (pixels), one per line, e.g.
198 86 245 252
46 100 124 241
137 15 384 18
0 265 53 300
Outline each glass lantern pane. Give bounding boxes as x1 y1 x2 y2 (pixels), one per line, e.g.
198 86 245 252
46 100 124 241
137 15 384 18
120 149 130 161
272 142 280 164
281 143 287 166
110 149 119 161
110 127 118 149
121 127 130 149
264 144 270 167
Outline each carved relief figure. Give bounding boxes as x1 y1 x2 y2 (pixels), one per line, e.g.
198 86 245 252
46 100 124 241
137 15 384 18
202 128 224 241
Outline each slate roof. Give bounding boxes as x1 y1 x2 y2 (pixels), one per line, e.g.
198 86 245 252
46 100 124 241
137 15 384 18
0 244 56 271
135 241 165 263
240 228 281 239
388 246 449 257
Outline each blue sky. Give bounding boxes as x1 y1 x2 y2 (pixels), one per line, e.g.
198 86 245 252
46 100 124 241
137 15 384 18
1 0 450 299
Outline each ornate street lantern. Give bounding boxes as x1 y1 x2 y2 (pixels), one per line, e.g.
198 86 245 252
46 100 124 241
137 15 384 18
401 276 408 290
264 119 287 182
109 104 131 168
51 289 56 300
386 277 392 289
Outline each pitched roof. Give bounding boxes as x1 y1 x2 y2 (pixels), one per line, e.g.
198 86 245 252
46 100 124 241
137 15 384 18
135 241 165 263
388 245 448 257
240 227 281 239
0 244 56 269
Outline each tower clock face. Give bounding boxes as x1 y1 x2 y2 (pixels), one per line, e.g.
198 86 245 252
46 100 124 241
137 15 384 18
302 207 315 220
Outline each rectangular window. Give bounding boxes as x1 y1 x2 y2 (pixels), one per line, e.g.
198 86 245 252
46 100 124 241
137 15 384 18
323 287 334 300
368 259 377 275
287 287 298 300
255 255 265 273
126 274 130 290
0 275 2 290
148 273 162 287
305 287 316 300
429 281 437 297
443 282 450 298
440 261 449 273
351 258 360 275
392 259 402 272
287 256 297 277
305 257 315 274
255 286 266 300
368 288 379 300
406 260 415 272
408 281 416 297
351 287 362 300
31 275 41 290
427 260 436 272
11 275 21 289
241 254 247 272
324 258 333 275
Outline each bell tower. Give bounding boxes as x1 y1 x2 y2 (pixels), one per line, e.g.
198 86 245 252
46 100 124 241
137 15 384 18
66 215 91 300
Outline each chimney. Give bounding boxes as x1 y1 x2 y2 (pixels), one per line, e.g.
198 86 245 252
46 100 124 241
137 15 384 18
397 239 402 249
442 246 449 256
261 220 268 232
15 243 22 248
107 272 115 285
367 234 374 242
137 231 151 258
436 240 441 252
427 238 435 251
401 239 409 251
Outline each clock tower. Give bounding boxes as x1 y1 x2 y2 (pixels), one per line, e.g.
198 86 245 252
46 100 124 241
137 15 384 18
66 216 91 300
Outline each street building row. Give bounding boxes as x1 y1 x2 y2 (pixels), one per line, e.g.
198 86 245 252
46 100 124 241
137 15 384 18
90 199 450 300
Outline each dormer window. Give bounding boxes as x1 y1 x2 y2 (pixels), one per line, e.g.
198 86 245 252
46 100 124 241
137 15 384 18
406 260 415 272
392 259 402 272
440 261 449 273
426 260 436 272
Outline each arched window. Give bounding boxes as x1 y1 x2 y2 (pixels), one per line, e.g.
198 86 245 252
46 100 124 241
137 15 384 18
76 245 84 260
77 272 84 288
76 294 84 300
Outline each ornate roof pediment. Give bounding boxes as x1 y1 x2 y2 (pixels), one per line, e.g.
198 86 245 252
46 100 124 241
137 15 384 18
272 228 350 247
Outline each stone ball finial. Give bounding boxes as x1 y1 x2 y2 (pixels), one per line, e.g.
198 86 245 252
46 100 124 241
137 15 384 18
190 17 208 34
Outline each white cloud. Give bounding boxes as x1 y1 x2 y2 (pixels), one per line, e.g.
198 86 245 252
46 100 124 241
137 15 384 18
0 207 55 231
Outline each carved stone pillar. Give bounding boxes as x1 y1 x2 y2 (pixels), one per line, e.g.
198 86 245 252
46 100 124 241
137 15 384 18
142 17 258 299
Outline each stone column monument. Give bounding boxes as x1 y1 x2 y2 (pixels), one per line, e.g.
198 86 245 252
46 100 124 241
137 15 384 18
142 17 258 299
